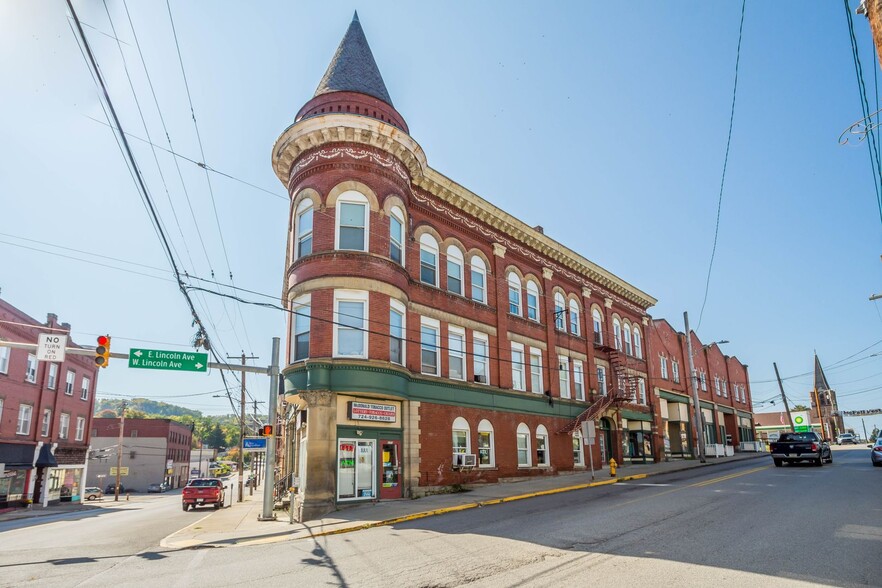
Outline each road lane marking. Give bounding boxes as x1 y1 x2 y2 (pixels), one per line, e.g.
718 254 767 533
690 465 769 488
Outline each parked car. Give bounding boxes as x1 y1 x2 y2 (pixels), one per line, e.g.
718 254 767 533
147 482 171 493
770 431 832 466
871 439 882 467
84 487 103 500
182 478 225 511
105 483 126 494
836 433 858 445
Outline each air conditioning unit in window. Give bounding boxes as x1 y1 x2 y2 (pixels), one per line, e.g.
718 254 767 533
453 453 477 468
473 375 487 384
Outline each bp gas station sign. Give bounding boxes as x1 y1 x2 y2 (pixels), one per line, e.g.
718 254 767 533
792 413 811 433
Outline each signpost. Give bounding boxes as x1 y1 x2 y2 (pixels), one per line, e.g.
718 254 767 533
243 437 267 452
128 348 207 372
36 334 67 362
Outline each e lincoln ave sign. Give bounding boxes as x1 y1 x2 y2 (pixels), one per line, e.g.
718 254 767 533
128 348 208 373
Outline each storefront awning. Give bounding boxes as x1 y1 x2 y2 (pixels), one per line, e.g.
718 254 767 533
0 443 37 469
621 409 652 422
658 390 690 403
718 406 735 415
35 444 58 468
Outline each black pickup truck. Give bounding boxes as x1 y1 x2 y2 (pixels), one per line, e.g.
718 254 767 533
770 432 832 467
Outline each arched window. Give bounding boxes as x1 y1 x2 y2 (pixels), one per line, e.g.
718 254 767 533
516 423 531 467
613 318 622 351
633 327 643 359
452 417 471 457
335 191 369 251
470 256 486 303
554 292 566 330
295 199 313 259
569 299 580 336
572 431 584 466
419 234 439 286
446 245 464 295
389 206 404 265
592 308 603 345
526 281 540 321
508 272 522 316
477 419 495 467
623 323 632 355
536 424 550 467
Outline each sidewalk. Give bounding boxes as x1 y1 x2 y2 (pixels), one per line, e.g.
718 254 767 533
160 451 768 550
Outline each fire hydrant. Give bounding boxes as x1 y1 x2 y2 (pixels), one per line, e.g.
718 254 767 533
609 458 617 477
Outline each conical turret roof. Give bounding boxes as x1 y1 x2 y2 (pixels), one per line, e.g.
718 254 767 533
314 12 393 106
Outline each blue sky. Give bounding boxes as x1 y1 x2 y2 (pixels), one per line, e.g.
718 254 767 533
2 1 882 436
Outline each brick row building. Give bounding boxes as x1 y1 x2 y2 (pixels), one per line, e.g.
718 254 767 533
275 14 756 521
0 296 98 508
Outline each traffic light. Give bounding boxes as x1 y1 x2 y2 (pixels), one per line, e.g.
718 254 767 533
95 335 111 368
261 424 274 437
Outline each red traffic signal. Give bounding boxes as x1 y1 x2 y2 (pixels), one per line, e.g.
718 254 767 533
261 424 274 437
95 335 111 368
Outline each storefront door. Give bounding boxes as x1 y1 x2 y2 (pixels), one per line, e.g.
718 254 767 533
379 439 401 499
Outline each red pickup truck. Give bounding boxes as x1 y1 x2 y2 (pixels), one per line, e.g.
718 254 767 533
182 478 226 511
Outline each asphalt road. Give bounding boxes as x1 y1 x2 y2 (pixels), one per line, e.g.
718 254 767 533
1 449 879 587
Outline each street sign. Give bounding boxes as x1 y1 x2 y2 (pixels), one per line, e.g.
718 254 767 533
109 467 129 476
128 348 208 372
581 420 596 444
243 437 267 452
36 334 67 362
792 413 811 432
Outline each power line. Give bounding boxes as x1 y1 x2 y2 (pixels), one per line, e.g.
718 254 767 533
697 0 746 331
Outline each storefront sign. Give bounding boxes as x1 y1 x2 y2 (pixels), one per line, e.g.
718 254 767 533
348 402 396 423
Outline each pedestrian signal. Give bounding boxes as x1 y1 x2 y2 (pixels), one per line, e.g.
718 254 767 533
261 424 274 437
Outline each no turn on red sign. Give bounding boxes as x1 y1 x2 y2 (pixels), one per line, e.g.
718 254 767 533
36 333 67 362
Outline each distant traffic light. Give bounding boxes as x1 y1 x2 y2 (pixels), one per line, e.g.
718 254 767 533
95 335 111 368
261 424 273 437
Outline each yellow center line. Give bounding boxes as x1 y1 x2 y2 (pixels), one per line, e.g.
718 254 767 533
614 465 769 508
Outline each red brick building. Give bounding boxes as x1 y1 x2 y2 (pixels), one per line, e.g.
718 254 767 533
0 296 98 508
276 14 756 521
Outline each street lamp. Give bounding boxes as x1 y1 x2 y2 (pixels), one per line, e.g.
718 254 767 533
683 311 728 464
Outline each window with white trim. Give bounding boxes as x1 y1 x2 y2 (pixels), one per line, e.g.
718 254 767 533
722 380 728 398
334 291 368 358
558 355 571 399
452 417 470 456
554 292 566 331
470 256 486 303
672 360 680 383
473 332 489 384
714 376 721 396
389 300 405 366
508 273 522 316
75 416 85 441
700 371 707 391
633 327 643 359
573 431 584 466
26 354 37 383
81 377 90 401
59 413 70 440
511 343 526 391
295 199 314 258
477 419 495 467
526 281 540 321
638 378 647 405
536 424 550 467
446 245 463 295
290 295 311 362
660 355 668 380
592 309 603 345
569 300 580 335
65 370 75 395
623 324 632 355
47 363 58 390
335 191 368 251
574 361 585 401
17 404 32 435
420 317 440 376
389 206 404 265
449 326 466 381
613 319 622 351
529 348 543 394
419 234 439 286
41 408 51 437
0 344 9 374
516 423 531 467
597 366 607 396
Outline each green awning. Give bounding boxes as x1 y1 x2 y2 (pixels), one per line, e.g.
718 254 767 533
736 410 753 419
659 390 690 404
621 409 652 422
700 400 715 410
718 406 735 415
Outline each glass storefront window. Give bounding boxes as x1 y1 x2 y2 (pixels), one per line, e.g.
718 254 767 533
337 439 376 501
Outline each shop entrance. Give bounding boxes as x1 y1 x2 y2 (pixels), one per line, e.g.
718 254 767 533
599 418 613 463
379 439 401 499
337 439 377 501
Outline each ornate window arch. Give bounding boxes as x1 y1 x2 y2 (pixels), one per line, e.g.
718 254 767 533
526 280 540 321
508 272 523 316
568 299 580 336
536 424 550 467
470 256 487 303
592 307 604 344
613 317 623 351
389 205 405 266
446 245 464 296
477 419 495 467
452 417 471 456
419 233 439 286
516 423 531 467
554 291 566 330
335 190 369 251
294 198 314 260
623 322 633 355
633 326 643 359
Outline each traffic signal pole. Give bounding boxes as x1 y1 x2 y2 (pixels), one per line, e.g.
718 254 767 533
228 352 259 503
259 337 280 521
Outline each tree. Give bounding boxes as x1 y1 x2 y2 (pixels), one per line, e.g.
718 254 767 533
871 427 879 443
206 424 226 449
791 404 810 412
96 409 118 418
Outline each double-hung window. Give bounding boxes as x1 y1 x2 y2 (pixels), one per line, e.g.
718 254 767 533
47 363 58 390
290 295 311 362
448 327 466 380
554 293 566 331
452 417 470 457
420 318 440 376
59 413 70 440
473 333 489 384
526 281 539 321
700 371 707 391
672 360 680 383
714 377 721 396
81 377 90 401
336 191 368 251
75 416 85 441
592 309 603 345
529 348 543 394
536 425 550 467
26 354 37 383
511 343 526 391
558 355 570 399
41 409 51 437
638 378 647 405
516 423 531 467
65 370 75 395
477 420 494 467
569 300 580 335
722 380 728 398
419 234 438 286
660 355 668 379
17 404 32 435
389 300 405 365
574 361 585 401
624 324 632 355
573 432 584 466
295 200 313 258
447 246 463 295
334 291 367 358
633 328 643 359
508 273 522 316
613 319 622 350
389 207 404 265
0 344 9 373
597 366 607 396
470 257 486 303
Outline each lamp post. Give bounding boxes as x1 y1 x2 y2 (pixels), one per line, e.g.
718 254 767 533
683 311 729 464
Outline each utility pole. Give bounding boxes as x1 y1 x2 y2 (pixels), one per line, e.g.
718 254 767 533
228 352 258 503
862 418 869 442
813 388 825 439
774 363 795 433
684 312 706 463
259 337 280 521
115 401 126 501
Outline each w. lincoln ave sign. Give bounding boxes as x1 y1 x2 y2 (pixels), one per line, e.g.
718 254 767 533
128 348 208 372
348 401 397 423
